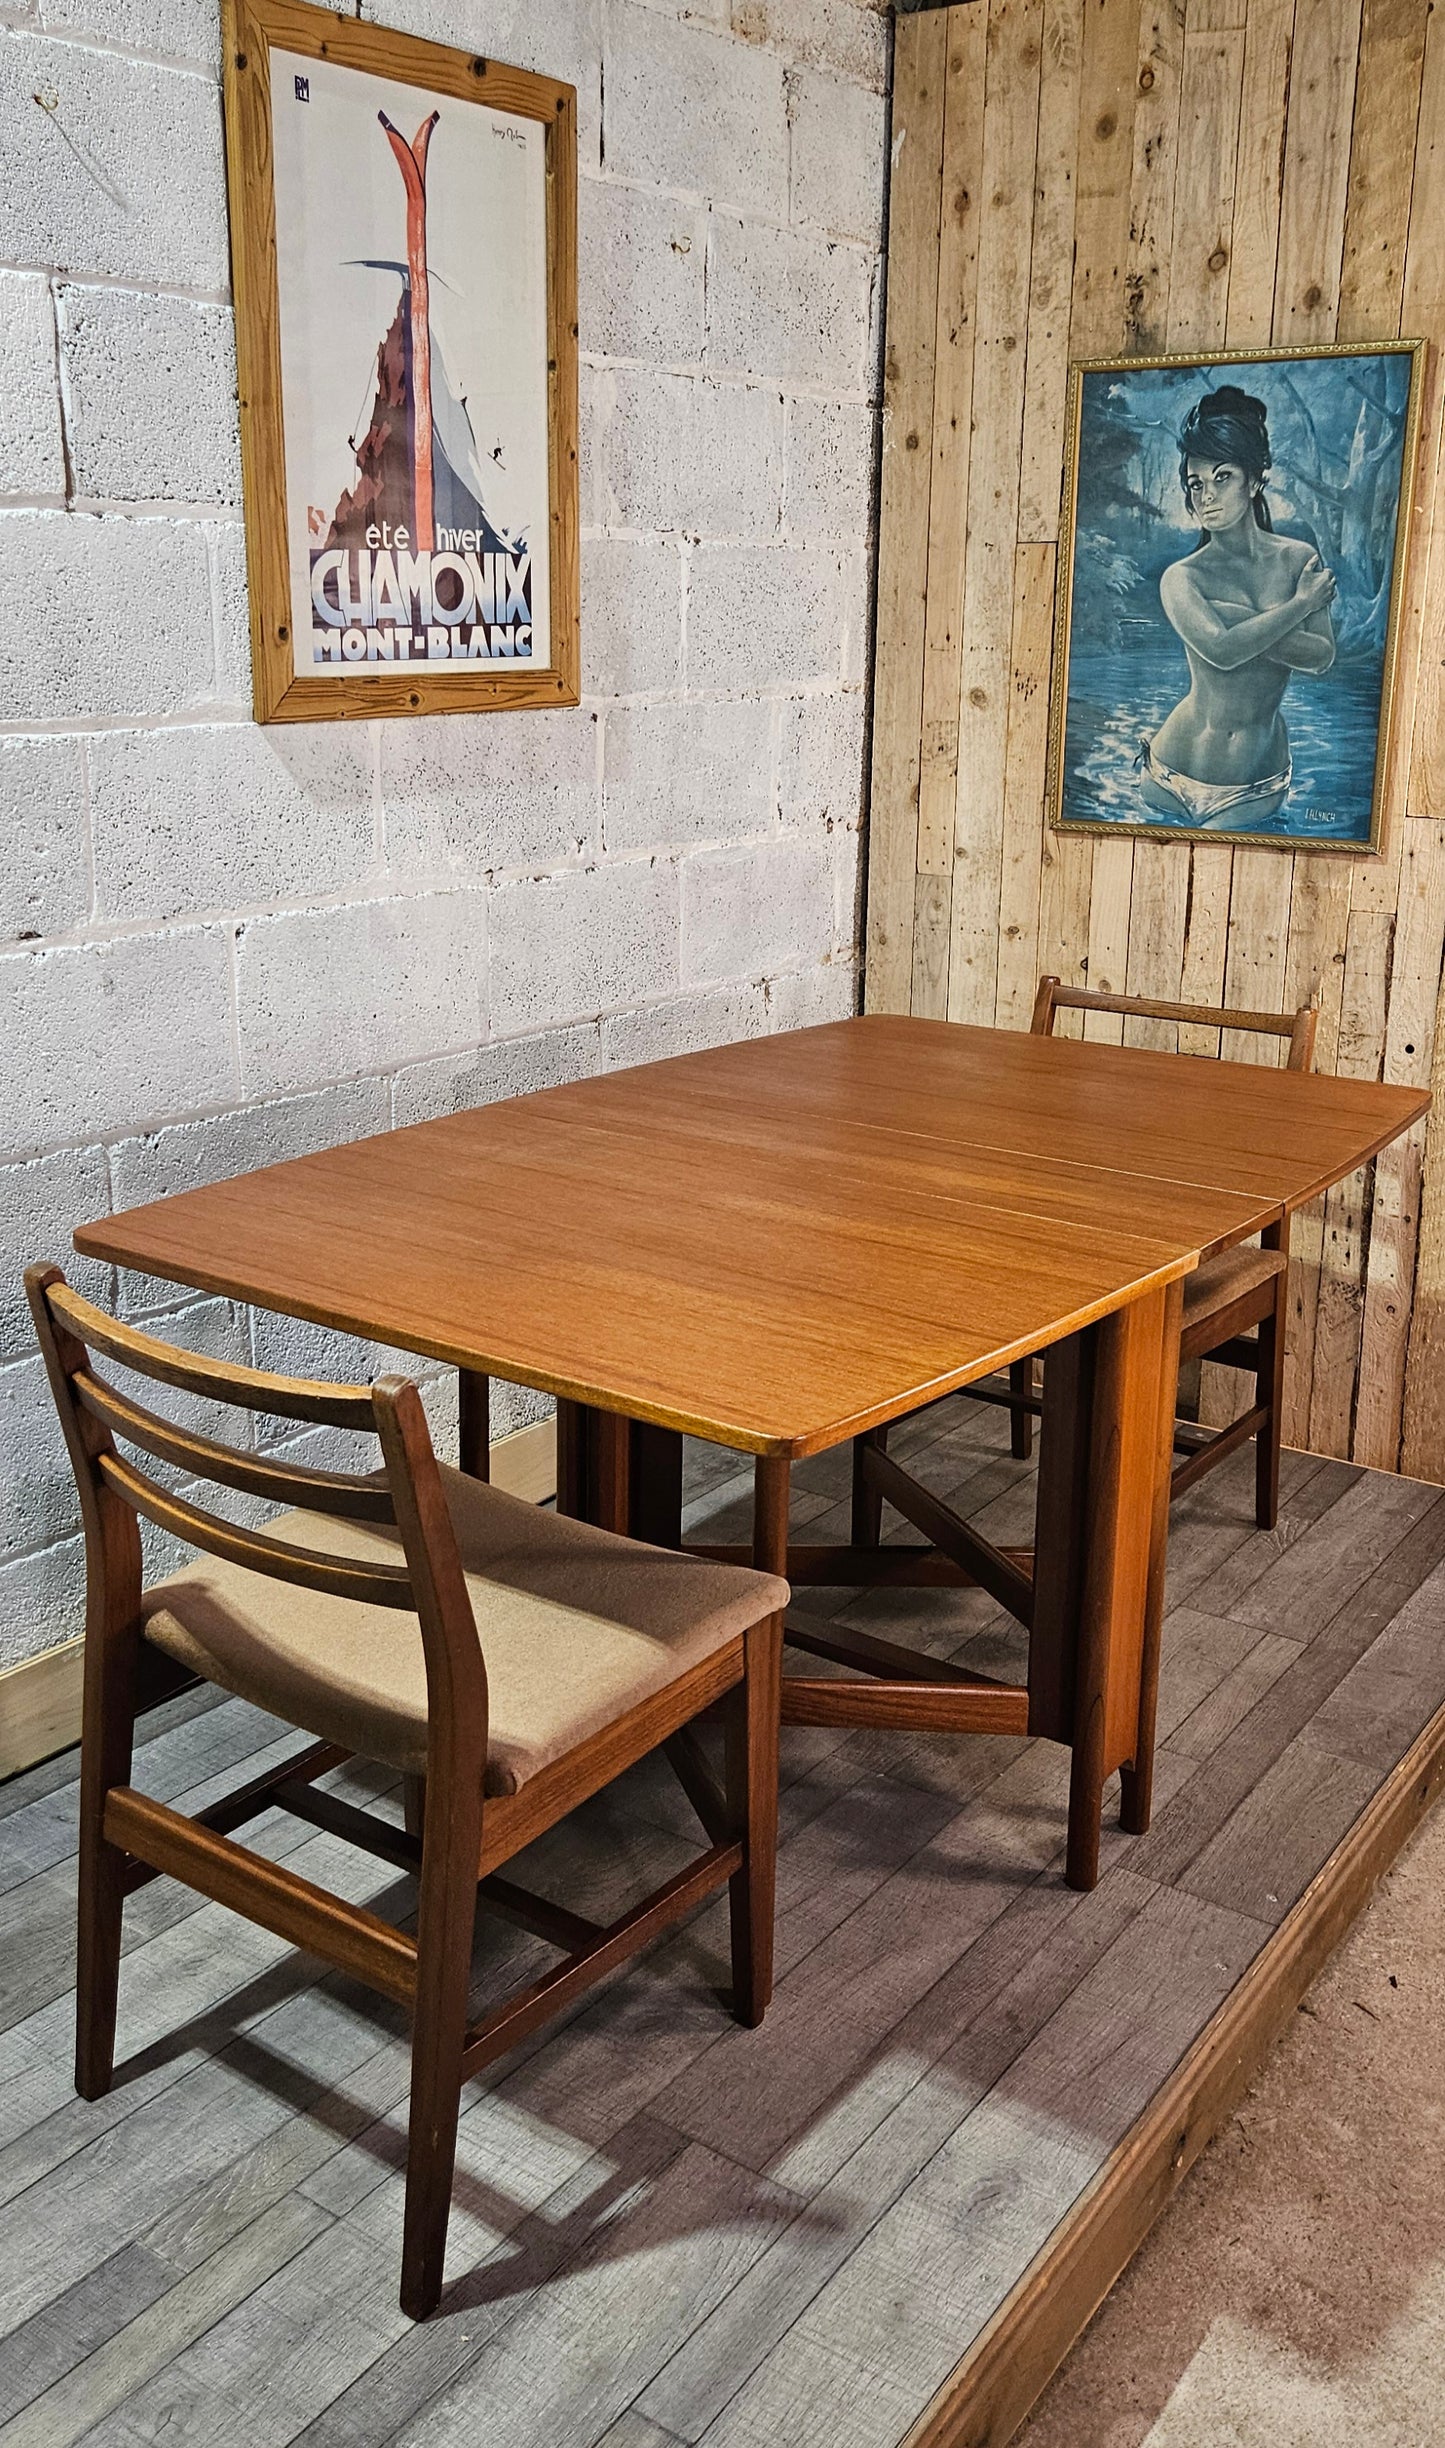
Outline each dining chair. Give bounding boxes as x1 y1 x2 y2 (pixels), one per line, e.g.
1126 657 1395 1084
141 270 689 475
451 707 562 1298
944 976 1317 1529
28 1265 786 2320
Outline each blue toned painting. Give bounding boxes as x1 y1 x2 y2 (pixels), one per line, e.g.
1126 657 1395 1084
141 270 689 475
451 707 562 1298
1056 350 1416 844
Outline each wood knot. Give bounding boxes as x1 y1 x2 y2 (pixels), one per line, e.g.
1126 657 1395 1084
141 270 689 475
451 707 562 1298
1208 246 1228 272
1096 111 1117 140
1138 65 1155 92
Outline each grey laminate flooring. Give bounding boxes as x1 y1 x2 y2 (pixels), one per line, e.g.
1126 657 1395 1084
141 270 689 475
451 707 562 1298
2 1398 1443 2448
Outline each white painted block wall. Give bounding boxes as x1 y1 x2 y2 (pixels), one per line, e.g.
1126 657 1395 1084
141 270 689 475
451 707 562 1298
0 0 890 1670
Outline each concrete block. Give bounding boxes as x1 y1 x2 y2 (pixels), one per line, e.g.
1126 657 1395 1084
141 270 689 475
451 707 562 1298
775 688 867 822
113 1078 391 1318
602 696 773 851
2 1299 246 1561
489 858 680 1032
0 510 215 722
604 2 788 218
110 1079 393 1310
582 536 683 695
830 806 863 948
0 1145 112 1359
258 1418 384 1480
119 1292 256 1451
90 723 375 922
788 64 887 241
0 925 236 1159
0 1355 79 1559
0 271 64 498
730 0 889 91
392 1022 602 1126
601 979 768 1069
490 1378 552 1439
624 0 728 22
358 0 604 166
0 35 228 289
578 177 707 364
0 1533 85 1671
767 950 857 1031
236 890 490 1100
707 213 873 386
783 394 875 543
58 286 240 507
686 542 858 690
0 735 89 943
249 1308 434 1399
681 833 832 983
38 0 229 68
206 519 252 711
590 367 782 537
380 708 600 881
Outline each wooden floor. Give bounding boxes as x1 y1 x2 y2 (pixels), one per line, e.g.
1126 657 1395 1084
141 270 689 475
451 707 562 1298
3 1397 1445 2448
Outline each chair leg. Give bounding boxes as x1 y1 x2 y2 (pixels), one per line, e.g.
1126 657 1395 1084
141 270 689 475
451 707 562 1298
75 1810 129 2102
1256 1263 1287 1532
75 1609 142 2102
725 1611 782 2028
850 1426 886 1547
1009 1359 1034 1461
400 1768 483 2321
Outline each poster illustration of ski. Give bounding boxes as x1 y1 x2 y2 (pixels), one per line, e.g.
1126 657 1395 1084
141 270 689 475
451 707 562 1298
272 47 550 670
222 0 578 722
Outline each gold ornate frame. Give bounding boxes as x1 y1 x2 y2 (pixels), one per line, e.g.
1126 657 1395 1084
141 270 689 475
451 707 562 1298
1045 340 1426 857
222 0 579 723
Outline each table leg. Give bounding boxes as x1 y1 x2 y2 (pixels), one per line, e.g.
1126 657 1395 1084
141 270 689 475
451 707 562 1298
850 1428 885 1547
555 1399 592 1519
1064 1283 1172 1890
458 1369 490 1481
629 1422 683 1547
752 1454 791 1577
1119 1276 1184 1837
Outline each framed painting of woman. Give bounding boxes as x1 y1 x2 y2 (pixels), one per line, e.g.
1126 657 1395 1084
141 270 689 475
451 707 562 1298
1046 344 1425 853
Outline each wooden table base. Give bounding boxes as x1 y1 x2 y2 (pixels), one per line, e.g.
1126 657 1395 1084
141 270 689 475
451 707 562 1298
553 1281 1181 1894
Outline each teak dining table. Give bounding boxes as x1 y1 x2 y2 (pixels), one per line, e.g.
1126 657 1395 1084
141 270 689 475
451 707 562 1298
74 1017 1429 1890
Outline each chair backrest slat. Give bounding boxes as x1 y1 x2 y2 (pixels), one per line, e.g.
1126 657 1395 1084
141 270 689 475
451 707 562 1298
97 1449 417 1607
27 1265 490 1779
74 1367 398 1526
1030 976 1318 1072
46 1283 378 1430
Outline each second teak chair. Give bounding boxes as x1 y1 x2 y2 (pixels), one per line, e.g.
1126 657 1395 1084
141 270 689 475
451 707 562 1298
955 976 1316 1527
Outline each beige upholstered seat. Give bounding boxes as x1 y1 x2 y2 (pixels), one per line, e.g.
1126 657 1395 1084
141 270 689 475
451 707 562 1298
144 1463 788 1791
1182 1244 1287 1335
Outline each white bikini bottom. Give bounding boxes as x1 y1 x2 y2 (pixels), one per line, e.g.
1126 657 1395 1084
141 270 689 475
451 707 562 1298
1140 738 1291 823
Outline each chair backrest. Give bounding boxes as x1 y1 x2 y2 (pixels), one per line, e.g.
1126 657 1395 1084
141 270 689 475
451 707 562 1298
1029 975 1318 1072
26 1266 487 1739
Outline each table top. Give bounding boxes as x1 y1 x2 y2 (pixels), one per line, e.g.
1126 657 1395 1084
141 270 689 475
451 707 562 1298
75 1018 1429 1458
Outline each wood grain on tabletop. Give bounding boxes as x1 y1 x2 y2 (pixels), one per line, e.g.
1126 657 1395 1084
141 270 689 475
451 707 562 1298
73 1031 1249 1461
73 1021 1423 1457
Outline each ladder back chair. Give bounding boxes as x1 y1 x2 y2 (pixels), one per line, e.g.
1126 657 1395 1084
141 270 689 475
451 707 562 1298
957 976 1316 1527
28 1266 786 2321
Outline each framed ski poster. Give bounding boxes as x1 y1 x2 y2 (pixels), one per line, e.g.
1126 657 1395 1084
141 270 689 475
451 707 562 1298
222 0 579 722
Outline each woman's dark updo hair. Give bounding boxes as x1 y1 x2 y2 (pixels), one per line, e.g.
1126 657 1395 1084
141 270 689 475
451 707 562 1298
1178 385 1273 536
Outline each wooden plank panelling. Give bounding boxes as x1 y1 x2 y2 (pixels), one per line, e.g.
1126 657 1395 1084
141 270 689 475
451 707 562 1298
866 0 1445 1484
864 8 950 1016
946 0 1042 1025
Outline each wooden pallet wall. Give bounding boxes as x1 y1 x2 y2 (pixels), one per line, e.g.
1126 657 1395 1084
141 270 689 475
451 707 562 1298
866 0 1445 1480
